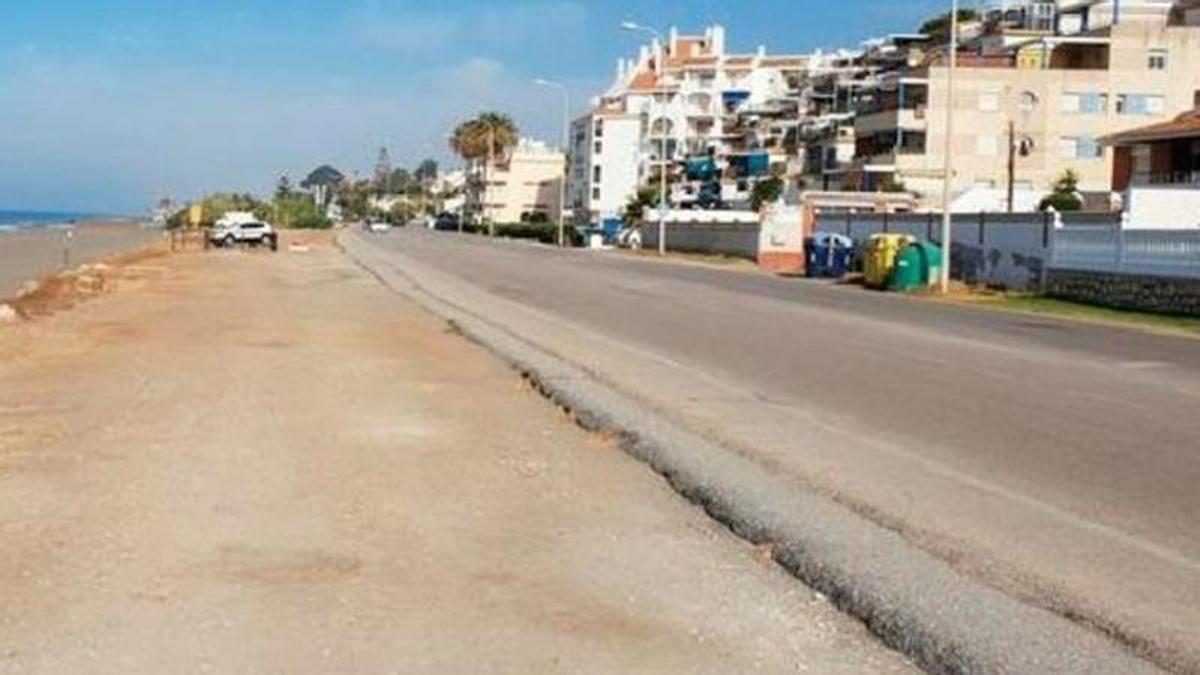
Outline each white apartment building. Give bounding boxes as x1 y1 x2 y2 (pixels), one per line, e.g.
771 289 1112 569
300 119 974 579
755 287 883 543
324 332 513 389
467 138 565 224
569 25 811 224
569 108 642 227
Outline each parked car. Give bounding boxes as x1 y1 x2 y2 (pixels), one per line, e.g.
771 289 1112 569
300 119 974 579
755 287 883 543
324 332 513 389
365 219 391 234
210 220 277 248
434 212 461 231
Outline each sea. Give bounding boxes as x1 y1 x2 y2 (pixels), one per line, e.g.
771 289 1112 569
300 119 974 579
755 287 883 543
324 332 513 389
0 210 104 231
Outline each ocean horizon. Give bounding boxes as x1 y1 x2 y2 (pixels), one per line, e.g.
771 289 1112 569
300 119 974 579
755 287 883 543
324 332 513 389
0 210 121 230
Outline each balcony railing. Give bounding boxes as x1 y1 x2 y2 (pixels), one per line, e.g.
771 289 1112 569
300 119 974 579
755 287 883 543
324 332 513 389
1138 171 1200 187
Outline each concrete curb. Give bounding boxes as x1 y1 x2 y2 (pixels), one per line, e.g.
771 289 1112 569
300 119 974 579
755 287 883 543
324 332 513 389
341 233 1163 675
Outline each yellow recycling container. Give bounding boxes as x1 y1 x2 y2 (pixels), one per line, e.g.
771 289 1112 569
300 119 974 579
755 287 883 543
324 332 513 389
863 233 916 289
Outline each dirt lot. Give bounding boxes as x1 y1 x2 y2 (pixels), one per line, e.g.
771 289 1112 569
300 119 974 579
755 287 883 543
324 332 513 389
0 234 910 673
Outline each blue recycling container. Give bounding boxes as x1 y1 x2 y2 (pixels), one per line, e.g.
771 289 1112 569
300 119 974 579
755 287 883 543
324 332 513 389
806 232 855 278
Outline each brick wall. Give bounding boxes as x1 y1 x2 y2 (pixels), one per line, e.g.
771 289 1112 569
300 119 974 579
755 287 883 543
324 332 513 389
1046 269 1200 316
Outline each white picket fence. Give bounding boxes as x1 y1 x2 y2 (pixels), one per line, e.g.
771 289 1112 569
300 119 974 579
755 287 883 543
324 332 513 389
1052 225 1200 279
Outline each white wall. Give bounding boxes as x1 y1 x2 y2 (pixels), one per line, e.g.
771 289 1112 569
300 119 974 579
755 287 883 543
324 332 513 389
595 116 643 223
1125 186 1200 229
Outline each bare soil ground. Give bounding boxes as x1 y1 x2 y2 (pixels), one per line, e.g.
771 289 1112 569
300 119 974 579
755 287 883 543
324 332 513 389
0 234 910 673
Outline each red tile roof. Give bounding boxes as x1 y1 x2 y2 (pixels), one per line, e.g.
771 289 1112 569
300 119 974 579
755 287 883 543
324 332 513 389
1102 109 1200 145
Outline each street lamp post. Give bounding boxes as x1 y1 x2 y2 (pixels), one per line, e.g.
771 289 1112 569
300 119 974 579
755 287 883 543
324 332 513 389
622 21 669 256
939 0 960 293
535 78 571 247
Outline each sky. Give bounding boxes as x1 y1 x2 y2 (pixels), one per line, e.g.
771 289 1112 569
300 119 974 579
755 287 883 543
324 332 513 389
0 0 954 215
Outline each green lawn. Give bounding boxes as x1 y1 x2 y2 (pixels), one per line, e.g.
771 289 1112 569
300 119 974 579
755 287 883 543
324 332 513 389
969 293 1200 336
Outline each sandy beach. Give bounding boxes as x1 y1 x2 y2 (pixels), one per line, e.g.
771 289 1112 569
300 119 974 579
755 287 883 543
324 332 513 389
0 222 162 299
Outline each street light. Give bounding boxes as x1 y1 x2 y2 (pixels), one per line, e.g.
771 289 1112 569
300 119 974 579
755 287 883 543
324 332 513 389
622 20 669 256
535 78 571 248
938 0 960 294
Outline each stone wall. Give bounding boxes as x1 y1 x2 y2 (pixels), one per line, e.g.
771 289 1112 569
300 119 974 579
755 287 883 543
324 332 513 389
1046 269 1200 316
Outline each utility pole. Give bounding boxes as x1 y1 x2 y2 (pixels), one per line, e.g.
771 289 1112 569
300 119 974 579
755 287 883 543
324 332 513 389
622 21 669 256
487 124 496 238
535 78 571 247
1007 119 1016 213
939 0 959 294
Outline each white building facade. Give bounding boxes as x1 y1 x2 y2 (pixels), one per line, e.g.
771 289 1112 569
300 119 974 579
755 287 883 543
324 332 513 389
568 25 813 225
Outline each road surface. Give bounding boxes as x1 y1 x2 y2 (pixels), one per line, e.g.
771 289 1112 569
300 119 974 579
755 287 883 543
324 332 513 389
0 235 912 673
355 227 1200 671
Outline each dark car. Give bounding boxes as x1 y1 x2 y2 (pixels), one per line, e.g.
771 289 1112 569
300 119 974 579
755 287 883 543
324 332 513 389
433 212 461 231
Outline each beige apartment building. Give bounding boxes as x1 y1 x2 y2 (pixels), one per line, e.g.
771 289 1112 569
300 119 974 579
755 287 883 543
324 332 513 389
849 0 1200 208
468 138 565 224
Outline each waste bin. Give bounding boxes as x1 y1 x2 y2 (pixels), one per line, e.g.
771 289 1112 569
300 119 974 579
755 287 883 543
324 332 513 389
863 233 916 289
805 236 827 278
827 233 855 278
887 241 943 292
807 232 855 278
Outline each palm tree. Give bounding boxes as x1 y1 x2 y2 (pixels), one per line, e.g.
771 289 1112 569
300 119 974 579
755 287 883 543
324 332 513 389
449 112 519 162
449 112 519 230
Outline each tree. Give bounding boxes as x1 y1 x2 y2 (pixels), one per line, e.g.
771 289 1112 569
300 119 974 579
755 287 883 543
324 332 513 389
414 158 439 182
1039 169 1084 212
919 8 979 43
275 175 295 200
336 180 372 221
386 168 412 194
622 186 661 227
449 112 519 162
301 165 345 209
751 177 785 211
373 147 393 194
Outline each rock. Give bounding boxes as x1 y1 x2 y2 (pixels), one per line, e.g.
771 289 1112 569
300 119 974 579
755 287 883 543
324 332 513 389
0 304 18 323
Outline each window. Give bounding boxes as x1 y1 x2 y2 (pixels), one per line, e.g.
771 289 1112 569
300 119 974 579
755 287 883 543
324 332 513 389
592 166 601 183
976 135 999 157
594 120 604 138
1116 94 1165 115
594 141 602 155
1018 91 1039 113
1030 1 1056 31
1148 49 1168 70
1060 136 1103 159
1063 92 1107 114
978 92 1000 112
592 187 601 200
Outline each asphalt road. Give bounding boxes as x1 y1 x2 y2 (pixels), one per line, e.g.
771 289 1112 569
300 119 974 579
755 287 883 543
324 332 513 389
360 228 1200 671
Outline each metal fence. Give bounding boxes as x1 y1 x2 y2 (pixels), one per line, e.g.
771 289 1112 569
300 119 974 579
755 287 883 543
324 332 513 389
814 211 1063 289
1052 225 1200 279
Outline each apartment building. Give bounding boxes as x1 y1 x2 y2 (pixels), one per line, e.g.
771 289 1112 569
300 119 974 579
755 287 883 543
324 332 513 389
568 106 642 227
569 25 811 224
467 138 565 224
846 0 1200 208
797 36 934 191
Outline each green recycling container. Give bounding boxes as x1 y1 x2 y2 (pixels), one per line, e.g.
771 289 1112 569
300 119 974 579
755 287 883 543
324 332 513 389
887 242 943 292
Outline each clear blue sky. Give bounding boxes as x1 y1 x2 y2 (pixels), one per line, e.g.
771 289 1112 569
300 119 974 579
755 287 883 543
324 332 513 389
0 0 952 214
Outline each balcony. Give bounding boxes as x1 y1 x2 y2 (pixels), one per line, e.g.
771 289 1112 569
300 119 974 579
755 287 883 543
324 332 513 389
856 108 927 134
1136 171 1200 188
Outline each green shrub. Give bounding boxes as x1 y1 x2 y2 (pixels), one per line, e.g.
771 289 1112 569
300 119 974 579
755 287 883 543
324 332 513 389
491 222 577 244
